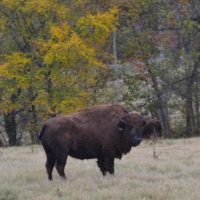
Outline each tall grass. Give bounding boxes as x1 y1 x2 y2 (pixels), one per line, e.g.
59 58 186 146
0 138 200 200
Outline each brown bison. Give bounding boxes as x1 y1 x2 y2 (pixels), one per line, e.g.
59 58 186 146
142 117 162 139
39 104 160 180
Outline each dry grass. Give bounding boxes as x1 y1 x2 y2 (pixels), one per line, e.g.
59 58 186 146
1 138 200 200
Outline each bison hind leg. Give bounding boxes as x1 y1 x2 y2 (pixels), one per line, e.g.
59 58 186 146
55 155 67 180
46 154 56 181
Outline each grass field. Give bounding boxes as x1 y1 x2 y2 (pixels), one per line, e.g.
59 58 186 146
0 138 200 200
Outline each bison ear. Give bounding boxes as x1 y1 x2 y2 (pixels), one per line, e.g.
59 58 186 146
118 119 126 131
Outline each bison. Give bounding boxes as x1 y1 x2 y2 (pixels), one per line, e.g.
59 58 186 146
38 104 160 180
142 117 162 139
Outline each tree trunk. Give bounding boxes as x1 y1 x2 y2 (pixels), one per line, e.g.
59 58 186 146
46 70 53 106
185 57 199 135
29 105 38 143
112 31 122 102
148 67 171 137
185 81 196 135
194 56 200 134
45 70 55 116
4 111 17 146
195 79 200 134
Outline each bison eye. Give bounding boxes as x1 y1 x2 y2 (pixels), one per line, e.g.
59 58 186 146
126 124 133 130
118 121 126 131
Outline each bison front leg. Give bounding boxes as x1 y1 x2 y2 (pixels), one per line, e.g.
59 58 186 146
97 158 106 176
97 156 115 176
107 158 114 175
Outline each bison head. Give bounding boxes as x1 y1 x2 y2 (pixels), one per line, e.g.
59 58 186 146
118 112 146 146
142 117 162 139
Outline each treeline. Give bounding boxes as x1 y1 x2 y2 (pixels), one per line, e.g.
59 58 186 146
0 0 199 146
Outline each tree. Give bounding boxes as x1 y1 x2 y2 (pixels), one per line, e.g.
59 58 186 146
0 0 117 144
111 0 199 137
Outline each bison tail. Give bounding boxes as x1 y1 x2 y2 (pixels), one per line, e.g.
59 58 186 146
38 125 46 141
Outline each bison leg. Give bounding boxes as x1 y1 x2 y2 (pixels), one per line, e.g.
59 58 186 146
106 157 114 175
97 156 115 176
97 158 106 176
46 154 56 181
55 156 67 180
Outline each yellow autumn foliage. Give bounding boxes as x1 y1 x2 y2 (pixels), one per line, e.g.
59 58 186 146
76 8 118 45
50 23 71 42
58 95 90 114
0 0 117 116
41 26 103 70
0 53 32 89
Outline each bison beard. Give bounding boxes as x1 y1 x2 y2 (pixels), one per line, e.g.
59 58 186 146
39 104 150 180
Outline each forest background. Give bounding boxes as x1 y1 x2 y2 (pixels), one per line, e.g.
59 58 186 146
0 0 199 146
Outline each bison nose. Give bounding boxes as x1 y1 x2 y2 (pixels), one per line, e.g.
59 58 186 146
132 136 142 146
131 128 143 146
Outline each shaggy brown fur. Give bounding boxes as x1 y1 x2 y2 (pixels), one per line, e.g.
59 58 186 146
39 105 147 180
39 104 146 180
142 117 162 139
